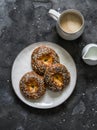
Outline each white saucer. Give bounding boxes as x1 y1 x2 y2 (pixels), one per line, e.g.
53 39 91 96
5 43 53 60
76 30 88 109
11 42 77 109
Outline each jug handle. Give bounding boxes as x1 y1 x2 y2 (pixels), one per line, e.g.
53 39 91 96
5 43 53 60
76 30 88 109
48 9 61 21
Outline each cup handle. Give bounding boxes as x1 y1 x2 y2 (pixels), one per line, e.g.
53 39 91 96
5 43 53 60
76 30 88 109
48 9 61 21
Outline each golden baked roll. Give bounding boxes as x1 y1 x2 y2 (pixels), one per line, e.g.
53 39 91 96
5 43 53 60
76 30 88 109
19 71 46 99
31 46 60 75
44 63 70 91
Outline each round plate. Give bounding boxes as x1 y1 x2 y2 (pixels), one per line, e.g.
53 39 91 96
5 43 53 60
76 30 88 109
11 42 77 109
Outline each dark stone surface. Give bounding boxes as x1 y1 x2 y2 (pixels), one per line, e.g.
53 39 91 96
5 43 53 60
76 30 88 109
0 0 97 130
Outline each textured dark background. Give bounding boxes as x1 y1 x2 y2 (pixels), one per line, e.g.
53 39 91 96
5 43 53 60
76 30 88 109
0 0 97 130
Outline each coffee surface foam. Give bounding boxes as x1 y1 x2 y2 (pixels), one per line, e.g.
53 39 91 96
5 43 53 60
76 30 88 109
60 13 82 33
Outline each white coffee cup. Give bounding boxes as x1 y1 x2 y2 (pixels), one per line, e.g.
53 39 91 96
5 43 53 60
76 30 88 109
48 9 85 40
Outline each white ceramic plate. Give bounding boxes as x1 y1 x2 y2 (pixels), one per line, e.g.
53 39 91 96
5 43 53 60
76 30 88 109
11 42 77 109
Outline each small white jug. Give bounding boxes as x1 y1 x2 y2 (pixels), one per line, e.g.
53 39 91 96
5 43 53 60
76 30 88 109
82 43 97 65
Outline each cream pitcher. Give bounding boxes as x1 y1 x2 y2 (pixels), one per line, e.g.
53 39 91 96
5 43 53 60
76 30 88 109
82 43 97 65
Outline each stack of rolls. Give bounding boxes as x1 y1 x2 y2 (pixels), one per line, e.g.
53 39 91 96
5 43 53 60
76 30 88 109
19 45 70 99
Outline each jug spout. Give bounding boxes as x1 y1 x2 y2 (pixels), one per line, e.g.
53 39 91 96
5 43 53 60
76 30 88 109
82 43 97 65
82 57 97 65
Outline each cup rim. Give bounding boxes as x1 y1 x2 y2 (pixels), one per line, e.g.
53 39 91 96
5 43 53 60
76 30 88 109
58 9 85 35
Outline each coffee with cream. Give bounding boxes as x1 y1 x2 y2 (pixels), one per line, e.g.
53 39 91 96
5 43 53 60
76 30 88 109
48 9 84 40
60 12 82 33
